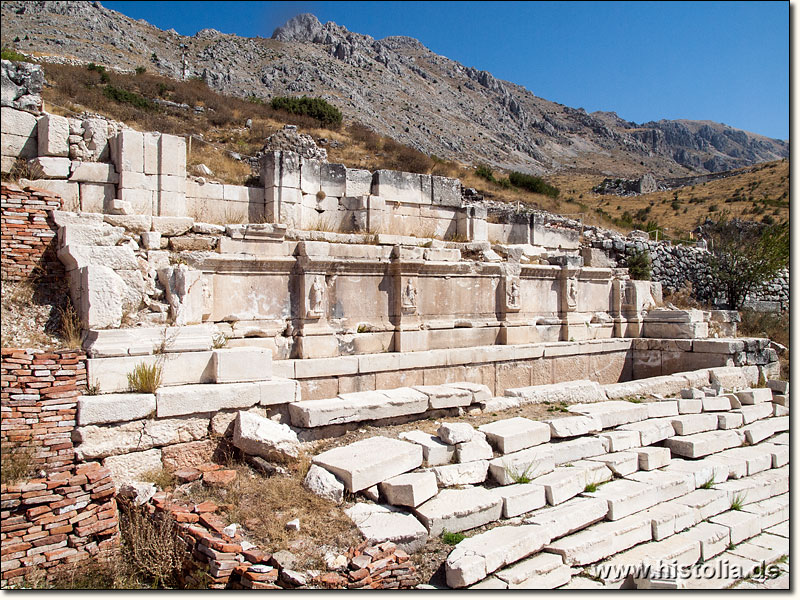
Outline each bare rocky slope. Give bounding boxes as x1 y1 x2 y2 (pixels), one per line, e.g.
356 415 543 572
1 2 788 177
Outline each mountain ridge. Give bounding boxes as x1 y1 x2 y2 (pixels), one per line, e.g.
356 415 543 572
0 3 788 178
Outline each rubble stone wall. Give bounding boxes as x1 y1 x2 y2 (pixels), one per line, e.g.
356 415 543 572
0 184 63 284
1 348 86 472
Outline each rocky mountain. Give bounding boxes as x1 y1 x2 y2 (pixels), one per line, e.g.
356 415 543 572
1 2 788 177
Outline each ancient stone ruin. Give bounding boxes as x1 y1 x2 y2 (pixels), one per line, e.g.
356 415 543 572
0 60 789 589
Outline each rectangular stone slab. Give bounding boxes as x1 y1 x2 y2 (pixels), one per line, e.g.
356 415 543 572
398 430 454 466
523 496 608 540
77 393 155 426
312 436 422 492
488 445 555 485
491 483 547 518
494 552 564 587
530 467 588 505
669 413 719 436
547 415 602 438
380 472 438 508
569 400 650 428
426 460 489 487
663 430 742 458
586 452 639 477
617 418 675 446
344 502 428 553
505 380 606 405
414 487 502 536
478 417 550 454
709 510 762 545
551 437 607 465
634 447 671 470
412 384 472 409
288 387 428 427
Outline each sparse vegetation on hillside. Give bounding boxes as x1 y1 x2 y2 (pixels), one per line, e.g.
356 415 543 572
270 96 343 127
1 46 29 61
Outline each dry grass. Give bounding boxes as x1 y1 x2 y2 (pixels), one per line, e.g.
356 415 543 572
0 443 37 484
57 300 83 349
179 454 360 569
187 140 253 185
738 309 789 379
127 362 163 393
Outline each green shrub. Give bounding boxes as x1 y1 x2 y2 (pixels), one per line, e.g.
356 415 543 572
127 362 163 393
135 66 146 75
87 62 110 83
270 96 342 127
103 85 154 110
1 47 29 62
476 164 496 182
626 249 651 281
508 171 560 199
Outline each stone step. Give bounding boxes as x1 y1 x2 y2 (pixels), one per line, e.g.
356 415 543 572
598 430 641 452
312 436 422 492
379 472 438 508
662 457 730 489
444 524 551 588
739 493 788 530
568 400 650 428
670 488 734 522
398 430 454 466
669 413 719 436
747 530 790 558
83 324 216 357
715 445 772 477
477 417 550 454
411 384 472 409
488 445 555 485
153 378 298 418
678 522 730 561
414 487 503 536
639 501 698 540
585 452 639 477
713 465 788 507
735 403 774 424
529 467 588 505
87 347 273 393
494 553 571 589
584 469 691 521
77 392 155 426
546 415 602 439
734 388 772 405
504 380 606 405
645 400 679 418
523 497 609 540
425 460 489 487
709 509 763 545
663 429 742 458
616 417 675 445
288 387 428 427
590 533 701 584
633 447 670 471
489 483 547 518
551 436 606 466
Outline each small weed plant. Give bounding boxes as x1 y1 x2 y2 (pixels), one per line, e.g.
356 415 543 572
730 492 746 511
505 462 536 484
699 475 715 490
127 362 163 393
57 300 83 348
441 530 466 545
584 482 599 493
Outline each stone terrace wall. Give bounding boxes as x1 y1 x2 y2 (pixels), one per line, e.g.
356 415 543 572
1 348 86 473
0 462 119 588
0 184 63 284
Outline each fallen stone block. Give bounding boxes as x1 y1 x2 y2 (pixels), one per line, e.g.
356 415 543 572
505 380 606 405
491 483 547 518
233 411 300 461
634 447 670 471
523 496 608 540
734 403 774 424
669 413 719 436
478 417 550 454
398 430 454 466
681 388 704 399
551 436 606 465
547 415 602 438
414 487 503 536
617 418 675 446
709 510 762 545
598 430 641 452
545 511 652 566
708 366 749 391
488 445 555 485
288 387 428 427
586 452 638 477
444 524 551 588
479 396 520 412
437 422 475 445
663 430 742 458
380 472 438 508
456 431 493 463
345 503 428 553
704 454 747 480
304 464 344 504
757 443 789 468
672 488 730 522
531 467 587 505
676 522 730 561
156 382 268 417
103 448 163 486
312 436 422 492
568 400 649 428
735 388 772 405
495 553 571 589
773 402 789 415
426 460 489 487
742 420 779 445
646 400 678 418
77 393 155 426
701 395 731 412
413 384 472 409
583 478 660 521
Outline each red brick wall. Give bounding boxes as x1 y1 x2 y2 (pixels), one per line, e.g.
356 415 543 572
1 349 86 473
0 462 119 587
1 183 63 283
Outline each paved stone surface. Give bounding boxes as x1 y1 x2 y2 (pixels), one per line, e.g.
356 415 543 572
414 486 503 536
478 417 550 453
312 436 422 491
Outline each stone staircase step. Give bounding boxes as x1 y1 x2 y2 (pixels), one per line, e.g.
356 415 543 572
757 443 789 468
662 457 730 489
414 487 503 536
154 378 297 417
530 467 587 506
551 437 606 466
425 460 489 487
716 445 772 476
568 400 650 428
571 460 614 485
646 400 679 418
639 501 698 540
713 465 788 506
740 493 788 531
616 417 675 445
678 521 730 561
764 521 789 538
489 483 546 518
727 541 785 565
411 384 472 409
590 534 701 584
582 478 658 521
488 445 555 485
669 413 719 436
288 387 428 427
747 531 790 557
495 553 571 589
664 430 742 458
585 452 639 477
477 417 550 454
504 380 606 405
598 430 642 452
398 430 453 466
444 524 551 587
523 497 608 540
709 510 763 545
344 503 427 553
633 447 670 471
546 415 602 439
735 403 774 424
77 392 155 426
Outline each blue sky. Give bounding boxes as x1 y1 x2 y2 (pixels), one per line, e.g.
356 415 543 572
103 1 789 140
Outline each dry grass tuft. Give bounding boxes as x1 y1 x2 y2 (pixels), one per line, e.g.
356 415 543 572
0 443 38 484
57 300 83 349
127 362 163 393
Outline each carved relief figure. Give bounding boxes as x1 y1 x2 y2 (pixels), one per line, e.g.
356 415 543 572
402 278 417 311
506 276 520 310
307 276 324 317
567 277 578 309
